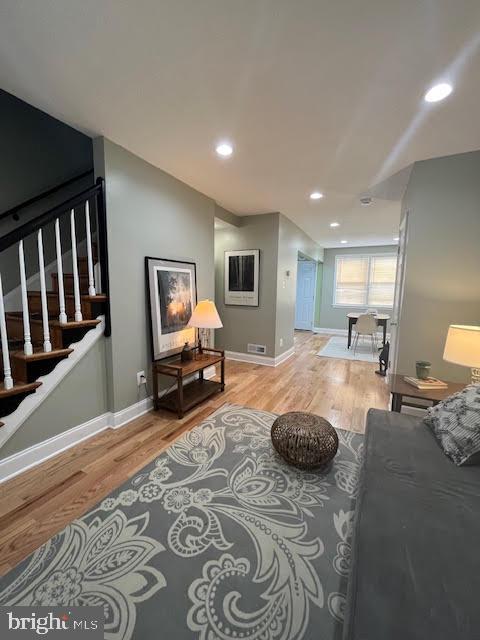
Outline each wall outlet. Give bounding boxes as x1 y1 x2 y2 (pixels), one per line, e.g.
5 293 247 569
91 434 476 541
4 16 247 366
279 338 284 347
137 370 146 386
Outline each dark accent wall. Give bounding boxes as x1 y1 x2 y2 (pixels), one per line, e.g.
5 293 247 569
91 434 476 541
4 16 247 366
0 90 94 293
0 89 93 214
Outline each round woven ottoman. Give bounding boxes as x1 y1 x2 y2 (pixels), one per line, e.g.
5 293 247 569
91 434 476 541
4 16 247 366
271 411 338 470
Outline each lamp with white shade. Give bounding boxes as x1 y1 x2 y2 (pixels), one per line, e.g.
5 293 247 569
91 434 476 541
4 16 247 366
187 299 223 353
443 325 480 384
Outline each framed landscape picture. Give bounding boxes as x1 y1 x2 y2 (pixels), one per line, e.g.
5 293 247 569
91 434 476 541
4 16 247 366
145 257 197 360
224 249 260 306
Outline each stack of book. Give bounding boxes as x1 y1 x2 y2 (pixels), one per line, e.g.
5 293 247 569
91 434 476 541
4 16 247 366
404 376 448 389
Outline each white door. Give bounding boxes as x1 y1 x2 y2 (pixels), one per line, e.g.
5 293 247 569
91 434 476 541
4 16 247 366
295 260 316 330
389 211 409 372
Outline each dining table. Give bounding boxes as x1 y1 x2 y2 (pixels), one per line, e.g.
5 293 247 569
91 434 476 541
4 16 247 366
347 312 390 348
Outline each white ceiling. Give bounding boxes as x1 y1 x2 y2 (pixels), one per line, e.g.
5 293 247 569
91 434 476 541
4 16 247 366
1 1 480 248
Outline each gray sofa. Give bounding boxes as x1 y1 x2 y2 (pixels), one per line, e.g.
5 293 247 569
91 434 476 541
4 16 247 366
343 408 480 640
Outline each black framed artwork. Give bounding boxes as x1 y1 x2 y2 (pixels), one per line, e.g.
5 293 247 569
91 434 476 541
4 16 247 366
145 257 197 360
224 249 260 306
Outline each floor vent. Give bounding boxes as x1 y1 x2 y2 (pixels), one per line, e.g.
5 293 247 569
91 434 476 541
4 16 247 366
247 343 267 355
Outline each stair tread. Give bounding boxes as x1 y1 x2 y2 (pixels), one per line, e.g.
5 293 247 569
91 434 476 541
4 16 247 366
27 291 106 302
11 348 74 362
50 319 101 329
0 381 42 398
83 294 107 302
6 313 102 327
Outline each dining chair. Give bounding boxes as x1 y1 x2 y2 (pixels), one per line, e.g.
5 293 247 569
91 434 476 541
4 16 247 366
353 313 378 356
366 309 384 342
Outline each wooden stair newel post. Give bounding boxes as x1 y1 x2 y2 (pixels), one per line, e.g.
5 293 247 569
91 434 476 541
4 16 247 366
37 229 52 353
54 218 68 324
85 201 96 297
0 273 14 390
18 239 33 355
70 209 83 322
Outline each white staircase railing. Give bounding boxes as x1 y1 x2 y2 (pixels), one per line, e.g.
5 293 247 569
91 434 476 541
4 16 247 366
0 273 13 390
37 228 52 353
18 239 33 356
85 201 97 297
54 218 68 324
0 178 109 393
70 208 83 322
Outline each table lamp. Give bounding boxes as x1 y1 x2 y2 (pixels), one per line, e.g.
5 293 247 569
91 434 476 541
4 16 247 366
443 325 480 384
188 299 223 353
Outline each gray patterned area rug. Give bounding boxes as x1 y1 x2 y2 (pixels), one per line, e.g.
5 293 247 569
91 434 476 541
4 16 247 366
0 404 363 640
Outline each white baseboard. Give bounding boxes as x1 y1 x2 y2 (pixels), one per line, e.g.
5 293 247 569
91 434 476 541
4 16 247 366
0 411 111 484
0 394 156 484
313 327 348 336
111 396 154 429
225 346 295 367
0 364 221 483
274 347 295 366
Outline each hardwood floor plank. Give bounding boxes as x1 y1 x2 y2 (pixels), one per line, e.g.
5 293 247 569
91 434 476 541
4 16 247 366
0 331 389 575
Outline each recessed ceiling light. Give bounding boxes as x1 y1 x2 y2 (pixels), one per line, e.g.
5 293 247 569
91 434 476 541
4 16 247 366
215 142 233 157
309 191 324 200
340 240 348 244
330 222 340 228
424 83 453 103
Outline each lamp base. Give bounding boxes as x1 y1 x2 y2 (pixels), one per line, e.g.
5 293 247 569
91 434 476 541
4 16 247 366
196 327 211 355
472 368 480 384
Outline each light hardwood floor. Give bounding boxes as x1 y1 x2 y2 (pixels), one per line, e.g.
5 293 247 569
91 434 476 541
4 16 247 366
0 331 389 575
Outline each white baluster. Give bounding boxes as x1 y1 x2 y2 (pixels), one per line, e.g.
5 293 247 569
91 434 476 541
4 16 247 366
37 229 52 353
54 218 68 324
0 273 13 390
18 240 33 355
85 201 96 297
70 209 83 322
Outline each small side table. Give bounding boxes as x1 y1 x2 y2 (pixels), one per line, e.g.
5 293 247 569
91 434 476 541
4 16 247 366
389 373 465 413
152 347 225 419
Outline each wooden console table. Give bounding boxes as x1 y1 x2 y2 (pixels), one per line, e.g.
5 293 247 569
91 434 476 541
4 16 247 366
152 348 225 418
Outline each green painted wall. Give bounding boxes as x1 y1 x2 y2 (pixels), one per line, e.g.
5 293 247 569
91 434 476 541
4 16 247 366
318 245 397 331
396 151 480 382
275 214 323 355
215 214 279 357
97 138 216 412
214 212 323 358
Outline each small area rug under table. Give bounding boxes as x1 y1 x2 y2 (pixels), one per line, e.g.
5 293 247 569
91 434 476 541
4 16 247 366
317 335 378 363
0 403 364 640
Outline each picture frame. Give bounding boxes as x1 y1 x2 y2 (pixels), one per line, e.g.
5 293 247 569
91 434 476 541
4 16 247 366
145 257 197 360
224 249 260 306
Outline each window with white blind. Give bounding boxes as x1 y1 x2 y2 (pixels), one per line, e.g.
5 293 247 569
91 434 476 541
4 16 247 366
334 254 397 307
